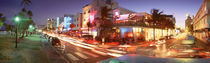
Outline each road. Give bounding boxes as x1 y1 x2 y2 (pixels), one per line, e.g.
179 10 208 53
43 34 115 63
43 32 210 63
58 40 113 63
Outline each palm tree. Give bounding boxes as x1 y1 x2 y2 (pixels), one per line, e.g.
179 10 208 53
87 21 92 33
96 6 113 41
0 13 6 27
148 9 164 40
20 0 34 37
27 10 33 17
27 10 35 27
165 20 175 36
21 0 32 7
17 8 34 37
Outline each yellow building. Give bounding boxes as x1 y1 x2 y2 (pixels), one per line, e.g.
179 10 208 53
185 15 193 33
192 0 210 43
82 0 134 37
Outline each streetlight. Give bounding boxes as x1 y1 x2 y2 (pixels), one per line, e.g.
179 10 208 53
29 25 34 36
15 17 20 22
15 16 20 48
29 25 33 28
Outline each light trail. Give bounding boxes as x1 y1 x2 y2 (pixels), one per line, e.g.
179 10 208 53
45 33 127 57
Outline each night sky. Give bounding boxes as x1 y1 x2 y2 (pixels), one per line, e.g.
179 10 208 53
0 0 203 27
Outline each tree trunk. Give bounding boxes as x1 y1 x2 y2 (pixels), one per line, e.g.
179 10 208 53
21 31 25 38
26 31 28 37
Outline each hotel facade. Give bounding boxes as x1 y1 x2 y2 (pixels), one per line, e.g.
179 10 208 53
192 0 210 43
82 0 134 37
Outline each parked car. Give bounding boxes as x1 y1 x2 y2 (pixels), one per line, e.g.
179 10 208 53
82 35 93 40
52 37 61 46
48 36 52 42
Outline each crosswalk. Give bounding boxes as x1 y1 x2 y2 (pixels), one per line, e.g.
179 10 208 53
66 53 79 61
83 51 99 57
75 52 89 59
66 51 106 61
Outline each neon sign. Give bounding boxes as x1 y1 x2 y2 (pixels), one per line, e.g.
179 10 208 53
64 17 72 31
57 17 59 27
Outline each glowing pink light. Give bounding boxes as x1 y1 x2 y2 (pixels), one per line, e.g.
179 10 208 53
90 14 94 23
89 10 97 23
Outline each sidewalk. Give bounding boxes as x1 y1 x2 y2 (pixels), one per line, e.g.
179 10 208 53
0 34 67 63
194 38 210 51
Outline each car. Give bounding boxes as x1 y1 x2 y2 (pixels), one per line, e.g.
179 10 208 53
52 37 61 46
155 40 166 45
48 36 52 42
82 35 93 40
42 34 48 39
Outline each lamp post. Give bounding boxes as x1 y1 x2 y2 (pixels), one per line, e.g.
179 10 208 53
29 25 34 36
15 16 20 48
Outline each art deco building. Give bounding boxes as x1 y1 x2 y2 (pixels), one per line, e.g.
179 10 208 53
82 0 134 37
192 0 210 43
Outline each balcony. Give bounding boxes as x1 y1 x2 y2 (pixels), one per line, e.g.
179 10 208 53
113 20 148 27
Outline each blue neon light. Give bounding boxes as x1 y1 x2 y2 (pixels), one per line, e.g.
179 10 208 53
64 17 73 31
57 17 59 27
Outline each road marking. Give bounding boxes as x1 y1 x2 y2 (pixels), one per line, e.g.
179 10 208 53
75 52 89 59
82 51 99 57
91 49 107 56
66 53 79 61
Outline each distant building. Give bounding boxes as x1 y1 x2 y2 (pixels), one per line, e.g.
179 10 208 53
37 25 45 30
62 14 75 31
56 14 82 32
71 13 82 31
56 17 64 28
192 0 210 43
47 18 56 31
185 15 193 32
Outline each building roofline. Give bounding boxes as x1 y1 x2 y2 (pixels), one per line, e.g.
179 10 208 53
193 0 206 20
